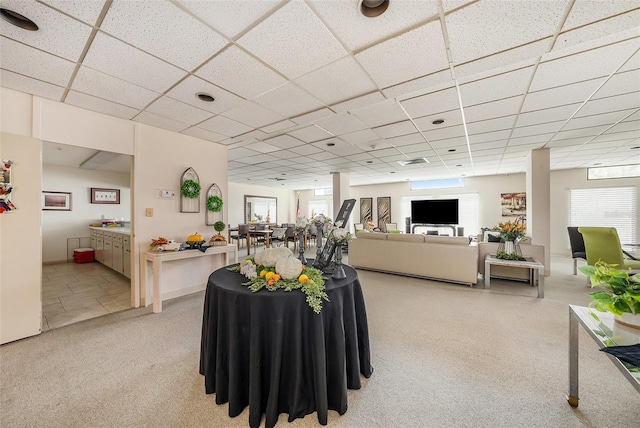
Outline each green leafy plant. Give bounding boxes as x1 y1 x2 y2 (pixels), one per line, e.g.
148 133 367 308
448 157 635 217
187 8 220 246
496 250 525 261
181 179 201 198
207 195 223 212
579 261 640 317
213 221 226 233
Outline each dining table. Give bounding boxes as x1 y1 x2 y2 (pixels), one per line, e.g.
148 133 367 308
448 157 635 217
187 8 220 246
199 262 373 428
227 226 274 255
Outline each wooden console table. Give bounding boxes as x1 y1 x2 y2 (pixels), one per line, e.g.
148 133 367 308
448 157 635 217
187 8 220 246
141 244 238 313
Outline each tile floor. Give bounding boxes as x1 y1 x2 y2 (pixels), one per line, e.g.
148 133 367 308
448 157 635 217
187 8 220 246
42 261 131 331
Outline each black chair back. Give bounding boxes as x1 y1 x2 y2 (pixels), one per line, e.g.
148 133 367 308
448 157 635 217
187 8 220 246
567 227 586 258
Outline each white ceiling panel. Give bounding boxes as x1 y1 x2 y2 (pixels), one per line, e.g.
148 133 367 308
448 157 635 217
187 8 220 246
181 126 227 143
373 120 417 139
511 121 565 139
289 144 324 156
552 125 611 141
0 0 92 61
350 99 409 128
253 83 325 118
593 69 640 100
228 147 261 161
100 0 228 71
469 130 511 145
381 69 452 99
288 125 334 143
83 32 187 93
72 66 159 109
355 19 449 89
295 56 378 105
423 124 465 142
291 108 335 125
563 1 639 32
318 114 368 135
0 69 64 101
308 151 339 161
263 135 305 150
177 0 284 39
0 37 75 86
165 75 244 115
133 111 188 133
515 104 580 128
532 38 640 91
576 93 640 118
414 109 463 131
196 45 287 99
260 120 296 134
522 78 604 112
453 42 543 81
237 1 346 79
309 0 438 52
445 0 566 64
463 96 524 123
65 90 138 120
221 101 284 128
555 10 640 51
400 87 459 119
466 116 517 135
385 133 428 148
269 150 302 160
41 0 105 25
459 67 533 107
568 110 637 132
331 91 386 113
199 115 253 137
243 141 281 154
339 129 382 145
146 96 213 125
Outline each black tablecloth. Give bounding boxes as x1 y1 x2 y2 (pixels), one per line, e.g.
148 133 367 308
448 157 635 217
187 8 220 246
199 263 373 428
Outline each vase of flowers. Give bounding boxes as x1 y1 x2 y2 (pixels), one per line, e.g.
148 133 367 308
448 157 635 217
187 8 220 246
328 227 352 279
494 217 526 260
311 214 331 260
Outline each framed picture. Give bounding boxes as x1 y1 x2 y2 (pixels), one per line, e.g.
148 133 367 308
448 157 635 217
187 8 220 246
360 197 372 224
42 191 72 211
377 196 391 229
91 188 120 204
501 192 526 216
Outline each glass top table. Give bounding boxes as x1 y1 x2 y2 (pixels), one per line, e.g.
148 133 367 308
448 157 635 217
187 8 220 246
567 305 640 407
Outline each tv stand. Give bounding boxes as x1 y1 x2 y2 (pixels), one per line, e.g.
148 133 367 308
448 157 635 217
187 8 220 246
411 224 457 236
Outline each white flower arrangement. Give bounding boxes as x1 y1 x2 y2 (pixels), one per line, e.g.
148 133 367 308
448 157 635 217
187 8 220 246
254 246 293 268
240 260 257 279
311 214 331 227
328 227 352 244
294 216 309 233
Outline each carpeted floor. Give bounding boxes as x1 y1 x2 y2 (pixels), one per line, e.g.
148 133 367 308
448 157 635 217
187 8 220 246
1 256 638 427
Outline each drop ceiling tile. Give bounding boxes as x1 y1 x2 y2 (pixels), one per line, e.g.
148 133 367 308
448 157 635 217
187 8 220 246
262 135 303 150
289 144 324 156
522 78 604 112
532 38 640 91
133 111 188 133
553 125 611 141
594 69 640 100
260 120 297 134
578 93 640 118
72 66 159 109
291 108 335 125
423 124 465 142
41 0 105 25
516 104 580 128
471 148 505 157
428 136 467 149
463 96 525 124
295 56 378 105
382 70 453 99
568 109 637 132
469 130 511 145
179 0 283 38
404 143 444 155
511 121 565 139
288 125 334 143
0 37 75 86
339 129 381 145
196 45 287 99
308 151 339 161
243 141 281 154
146 96 213 125
413 110 462 131
355 20 448 89
253 83 325 118
400 87 459 119
459 67 533 107
386 133 428 148
199 115 253 137
466 116 517 136
331 92 386 113
323 144 364 157
318 114 368 135
165 75 245 114
237 1 346 79
270 150 303 160
83 32 187 93
445 0 566 64
309 0 438 51
228 147 261 161
373 120 416 139
453 42 544 80
222 101 284 128
371 148 405 158
0 0 92 61
0 69 64 102
181 126 227 143
350 99 409 128
100 0 228 71
65 90 138 120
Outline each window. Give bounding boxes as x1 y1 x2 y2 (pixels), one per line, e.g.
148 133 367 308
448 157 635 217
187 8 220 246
587 164 640 180
308 200 329 218
410 178 465 190
400 193 478 236
570 187 636 245
314 188 333 196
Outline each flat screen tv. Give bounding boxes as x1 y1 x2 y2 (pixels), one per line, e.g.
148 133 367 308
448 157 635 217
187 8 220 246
411 199 459 225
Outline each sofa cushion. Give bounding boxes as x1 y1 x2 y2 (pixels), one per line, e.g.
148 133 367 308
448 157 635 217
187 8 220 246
355 232 388 240
387 233 425 243
424 235 469 245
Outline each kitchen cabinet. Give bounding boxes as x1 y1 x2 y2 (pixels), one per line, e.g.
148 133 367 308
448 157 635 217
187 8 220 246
90 227 131 277
123 236 131 279
103 231 113 268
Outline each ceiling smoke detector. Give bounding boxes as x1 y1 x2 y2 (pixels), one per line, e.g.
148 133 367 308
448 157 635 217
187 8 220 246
360 0 389 18
397 157 429 166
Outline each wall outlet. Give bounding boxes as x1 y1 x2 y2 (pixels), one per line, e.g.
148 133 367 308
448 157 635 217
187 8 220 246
146 208 153 217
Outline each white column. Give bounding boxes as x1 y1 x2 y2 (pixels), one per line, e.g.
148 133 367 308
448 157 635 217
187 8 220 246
526 149 551 275
332 172 350 218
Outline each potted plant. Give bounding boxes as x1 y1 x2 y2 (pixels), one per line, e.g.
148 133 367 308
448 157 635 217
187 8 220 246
494 217 526 260
579 261 640 329
210 221 227 246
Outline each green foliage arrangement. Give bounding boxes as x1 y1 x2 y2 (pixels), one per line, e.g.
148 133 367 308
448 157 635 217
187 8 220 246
496 250 525 261
207 195 223 212
181 179 201 198
213 220 226 233
579 261 640 317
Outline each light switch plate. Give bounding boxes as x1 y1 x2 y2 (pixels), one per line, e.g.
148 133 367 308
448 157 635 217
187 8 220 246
146 208 153 217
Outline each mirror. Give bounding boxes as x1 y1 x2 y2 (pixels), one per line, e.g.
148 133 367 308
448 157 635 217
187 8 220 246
244 195 277 224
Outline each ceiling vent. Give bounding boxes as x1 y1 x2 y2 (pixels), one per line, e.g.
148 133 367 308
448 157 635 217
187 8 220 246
80 151 119 170
397 157 429 166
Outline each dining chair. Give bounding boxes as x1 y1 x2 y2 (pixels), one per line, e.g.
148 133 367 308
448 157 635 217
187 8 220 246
232 224 250 249
385 222 398 233
270 228 287 247
284 226 296 249
308 224 318 247
567 227 586 275
578 227 640 272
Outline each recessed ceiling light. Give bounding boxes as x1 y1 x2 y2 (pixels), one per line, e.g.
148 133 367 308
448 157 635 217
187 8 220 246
390 171 395 174
631 146 640 150
432 119 445 125
0 8 38 31
281 173 286 175
196 93 215 102
456 164 462 167
448 149 456 152
366 160 373 164
360 0 389 18
326 142 335 147
593 163 602 165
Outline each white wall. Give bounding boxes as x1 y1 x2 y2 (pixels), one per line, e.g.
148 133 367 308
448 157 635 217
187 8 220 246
227 182 294 227
42 164 131 263
0 132 43 344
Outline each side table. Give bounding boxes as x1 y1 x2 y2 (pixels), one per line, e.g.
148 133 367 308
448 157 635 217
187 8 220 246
484 254 544 298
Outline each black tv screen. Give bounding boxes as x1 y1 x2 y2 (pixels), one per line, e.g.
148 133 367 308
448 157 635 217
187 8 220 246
411 199 459 225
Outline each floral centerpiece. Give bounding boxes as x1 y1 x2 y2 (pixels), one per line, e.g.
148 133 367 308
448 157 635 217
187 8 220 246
494 217 526 260
327 227 352 279
311 214 331 227
230 247 328 313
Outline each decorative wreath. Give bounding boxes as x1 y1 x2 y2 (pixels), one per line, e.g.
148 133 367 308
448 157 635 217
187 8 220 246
207 195 223 212
181 179 201 199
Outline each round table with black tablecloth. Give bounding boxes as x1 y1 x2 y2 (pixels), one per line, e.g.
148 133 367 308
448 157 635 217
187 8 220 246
199 262 373 428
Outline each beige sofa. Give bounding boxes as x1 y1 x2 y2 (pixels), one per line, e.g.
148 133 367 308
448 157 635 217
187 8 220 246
348 233 479 285
477 242 546 280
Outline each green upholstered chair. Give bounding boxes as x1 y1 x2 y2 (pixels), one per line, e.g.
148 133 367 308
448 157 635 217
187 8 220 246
578 227 640 271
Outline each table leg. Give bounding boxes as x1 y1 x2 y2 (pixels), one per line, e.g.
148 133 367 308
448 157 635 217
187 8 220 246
538 267 544 298
567 308 579 407
484 260 491 289
152 258 162 313
265 233 270 248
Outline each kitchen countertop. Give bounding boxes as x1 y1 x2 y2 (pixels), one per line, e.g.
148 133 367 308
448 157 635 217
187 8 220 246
90 226 131 235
